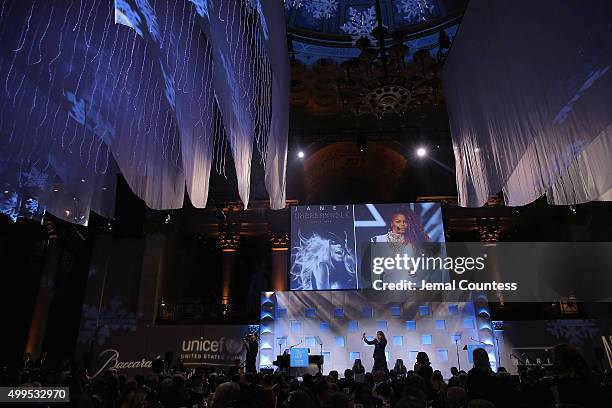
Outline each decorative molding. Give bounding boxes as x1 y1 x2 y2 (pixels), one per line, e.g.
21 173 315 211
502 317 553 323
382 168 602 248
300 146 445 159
269 233 290 250
218 232 241 252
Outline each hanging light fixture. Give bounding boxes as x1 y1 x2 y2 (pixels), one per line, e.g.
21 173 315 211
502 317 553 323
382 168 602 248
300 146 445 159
336 0 450 117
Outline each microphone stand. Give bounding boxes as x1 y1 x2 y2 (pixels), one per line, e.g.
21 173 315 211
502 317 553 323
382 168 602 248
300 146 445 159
319 343 323 374
454 338 461 371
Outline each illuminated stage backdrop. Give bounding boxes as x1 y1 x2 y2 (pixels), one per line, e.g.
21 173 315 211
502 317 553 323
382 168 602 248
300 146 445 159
259 291 496 375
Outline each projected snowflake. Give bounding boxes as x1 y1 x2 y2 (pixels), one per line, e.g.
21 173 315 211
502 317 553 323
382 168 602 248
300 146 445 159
24 198 39 214
21 168 49 190
305 0 339 20
396 0 435 23
341 6 377 44
0 191 18 222
284 0 304 11
78 296 142 345
546 320 599 346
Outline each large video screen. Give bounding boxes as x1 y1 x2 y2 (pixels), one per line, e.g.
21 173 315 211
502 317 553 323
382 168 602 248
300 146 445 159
290 203 445 290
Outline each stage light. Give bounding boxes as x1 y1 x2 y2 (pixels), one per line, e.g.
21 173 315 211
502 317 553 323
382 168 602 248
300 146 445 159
165 213 171 224
65 210 70 216
569 205 576 214
416 147 427 157
53 188 59 192
81 178 86 183
3 190 8 194
297 151 304 159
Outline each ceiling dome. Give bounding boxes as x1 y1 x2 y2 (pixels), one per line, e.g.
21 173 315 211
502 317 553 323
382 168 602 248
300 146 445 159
285 0 467 45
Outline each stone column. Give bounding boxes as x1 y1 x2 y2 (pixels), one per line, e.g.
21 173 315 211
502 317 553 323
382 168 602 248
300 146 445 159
270 233 289 291
219 232 240 314
138 233 169 324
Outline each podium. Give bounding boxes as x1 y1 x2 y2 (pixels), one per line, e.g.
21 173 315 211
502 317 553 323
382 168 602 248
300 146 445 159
273 349 324 376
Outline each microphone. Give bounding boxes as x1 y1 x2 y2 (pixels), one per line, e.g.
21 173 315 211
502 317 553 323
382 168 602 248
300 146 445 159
290 340 303 349
470 337 487 345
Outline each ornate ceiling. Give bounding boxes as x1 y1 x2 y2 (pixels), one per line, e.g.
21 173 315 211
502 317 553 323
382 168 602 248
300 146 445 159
285 0 467 48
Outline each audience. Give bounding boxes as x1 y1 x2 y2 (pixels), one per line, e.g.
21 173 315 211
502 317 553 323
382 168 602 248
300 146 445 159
1 344 606 407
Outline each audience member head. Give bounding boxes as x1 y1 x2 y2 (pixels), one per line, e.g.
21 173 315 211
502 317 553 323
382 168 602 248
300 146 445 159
431 370 445 391
553 343 591 378
352 359 365 374
343 368 353 380
472 348 492 371
211 381 240 408
450 366 459 376
287 390 314 408
416 352 430 366
446 386 467 408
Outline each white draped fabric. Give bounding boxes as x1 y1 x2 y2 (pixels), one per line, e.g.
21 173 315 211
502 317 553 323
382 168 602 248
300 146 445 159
444 0 612 207
0 0 288 225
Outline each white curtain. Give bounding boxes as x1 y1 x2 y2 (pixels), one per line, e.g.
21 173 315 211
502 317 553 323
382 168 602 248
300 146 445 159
444 0 612 207
0 0 288 225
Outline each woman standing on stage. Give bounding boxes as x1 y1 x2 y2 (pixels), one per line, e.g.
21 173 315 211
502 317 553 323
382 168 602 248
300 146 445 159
363 331 388 373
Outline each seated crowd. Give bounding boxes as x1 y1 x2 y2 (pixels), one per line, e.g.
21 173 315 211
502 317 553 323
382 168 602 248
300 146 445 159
2 344 611 408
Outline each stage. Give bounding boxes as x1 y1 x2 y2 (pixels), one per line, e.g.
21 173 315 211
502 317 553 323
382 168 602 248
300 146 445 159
259 290 497 375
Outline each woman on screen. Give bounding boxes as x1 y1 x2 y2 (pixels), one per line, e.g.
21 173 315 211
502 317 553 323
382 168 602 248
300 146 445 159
290 231 356 290
371 208 431 244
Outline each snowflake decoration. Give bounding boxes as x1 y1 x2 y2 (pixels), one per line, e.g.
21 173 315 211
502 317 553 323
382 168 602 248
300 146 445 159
341 6 377 44
24 198 39 214
284 0 304 11
78 296 142 345
305 0 338 20
21 167 49 190
546 319 599 346
396 0 435 23
0 191 18 222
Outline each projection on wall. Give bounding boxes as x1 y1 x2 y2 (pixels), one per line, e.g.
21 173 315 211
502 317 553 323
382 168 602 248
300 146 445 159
289 203 445 290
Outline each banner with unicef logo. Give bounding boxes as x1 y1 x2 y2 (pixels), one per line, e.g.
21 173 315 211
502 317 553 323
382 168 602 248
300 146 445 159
79 325 251 377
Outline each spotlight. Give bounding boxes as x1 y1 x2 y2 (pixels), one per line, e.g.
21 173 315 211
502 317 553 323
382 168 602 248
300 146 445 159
65 210 71 216
569 205 576 214
81 178 86 183
297 151 304 159
3 190 8 194
416 147 427 157
53 188 59 192
165 213 171 224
